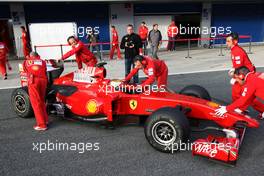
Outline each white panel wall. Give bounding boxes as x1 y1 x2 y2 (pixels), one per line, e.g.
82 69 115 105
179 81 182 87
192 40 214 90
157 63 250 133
29 22 77 60
134 15 172 48
109 3 134 43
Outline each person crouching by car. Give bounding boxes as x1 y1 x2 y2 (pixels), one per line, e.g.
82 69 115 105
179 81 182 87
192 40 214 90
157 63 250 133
120 24 143 84
124 55 168 90
61 36 97 69
215 66 264 119
148 24 162 59
23 52 49 131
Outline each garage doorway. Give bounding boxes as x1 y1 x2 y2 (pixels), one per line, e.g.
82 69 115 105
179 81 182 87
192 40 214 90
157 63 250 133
173 13 201 47
0 19 15 56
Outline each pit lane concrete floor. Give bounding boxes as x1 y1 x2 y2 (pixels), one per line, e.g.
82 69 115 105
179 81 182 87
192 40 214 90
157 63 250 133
1 45 264 89
1 69 264 176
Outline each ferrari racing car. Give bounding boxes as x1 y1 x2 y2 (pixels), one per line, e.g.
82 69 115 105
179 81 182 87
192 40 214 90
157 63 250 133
11 61 259 166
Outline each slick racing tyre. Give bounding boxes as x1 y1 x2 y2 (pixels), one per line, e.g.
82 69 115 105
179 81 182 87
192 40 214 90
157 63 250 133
144 107 190 153
11 87 34 118
179 85 211 101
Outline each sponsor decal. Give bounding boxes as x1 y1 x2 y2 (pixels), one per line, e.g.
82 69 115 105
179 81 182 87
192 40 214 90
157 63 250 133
148 68 154 76
86 99 98 113
129 99 138 110
32 65 39 71
207 102 220 108
242 88 248 97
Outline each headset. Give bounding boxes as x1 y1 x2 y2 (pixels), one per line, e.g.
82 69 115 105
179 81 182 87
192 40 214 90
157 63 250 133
234 66 250 81
134 55 147 65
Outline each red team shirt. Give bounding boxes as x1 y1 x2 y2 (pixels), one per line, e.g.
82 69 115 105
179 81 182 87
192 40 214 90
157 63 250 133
167 24 178 38
0 42 8 61
231 44 255 71
138 26 148 41
227 72 264 111
23 57 47 79
112 29 119 45
62 41 97 69
125 56 168 87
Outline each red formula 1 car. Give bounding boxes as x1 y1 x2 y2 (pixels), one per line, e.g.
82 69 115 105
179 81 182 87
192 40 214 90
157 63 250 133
12 62 259 166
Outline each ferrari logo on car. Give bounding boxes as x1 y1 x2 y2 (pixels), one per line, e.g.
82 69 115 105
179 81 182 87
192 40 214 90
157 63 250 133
86 100 98 113
129 99 137 110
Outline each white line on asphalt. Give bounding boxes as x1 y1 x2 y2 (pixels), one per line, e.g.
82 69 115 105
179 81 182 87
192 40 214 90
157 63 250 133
0 86 20 90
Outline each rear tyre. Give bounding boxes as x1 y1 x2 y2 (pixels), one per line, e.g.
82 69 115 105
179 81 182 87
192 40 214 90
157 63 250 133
11 87 34 118
144 107 190 153
179 85 211 101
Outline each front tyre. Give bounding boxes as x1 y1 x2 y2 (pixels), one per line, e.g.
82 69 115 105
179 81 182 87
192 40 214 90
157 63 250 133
144 107 190 153
11 87 34 118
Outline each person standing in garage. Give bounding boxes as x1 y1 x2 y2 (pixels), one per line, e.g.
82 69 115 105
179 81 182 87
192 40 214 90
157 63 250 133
20 26 31 58
167 21 178 51
120 24 143 84
61 36 97 69
23 52 49 131
148 24 162 59
0 38 11 80
138 21 149 55
109 26 121 60
86 29 102 61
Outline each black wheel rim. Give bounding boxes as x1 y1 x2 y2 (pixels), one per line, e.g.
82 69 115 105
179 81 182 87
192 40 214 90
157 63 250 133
14 95 27 113
152 121 177 146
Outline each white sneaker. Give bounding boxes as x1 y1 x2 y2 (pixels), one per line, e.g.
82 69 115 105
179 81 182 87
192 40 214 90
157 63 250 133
33 125 47 131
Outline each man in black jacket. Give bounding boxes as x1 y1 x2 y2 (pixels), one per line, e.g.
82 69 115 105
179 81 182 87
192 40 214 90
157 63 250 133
120 24 142 83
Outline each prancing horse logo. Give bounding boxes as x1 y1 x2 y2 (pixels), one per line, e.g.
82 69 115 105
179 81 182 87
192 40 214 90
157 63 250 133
129 99 138 110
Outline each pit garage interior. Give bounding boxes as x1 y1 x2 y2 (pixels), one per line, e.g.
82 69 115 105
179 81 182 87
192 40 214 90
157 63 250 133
0 1 263 58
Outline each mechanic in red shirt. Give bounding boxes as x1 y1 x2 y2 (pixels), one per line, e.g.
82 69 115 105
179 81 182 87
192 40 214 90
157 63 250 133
167 21 178 51
0 40 9 80
226 32 264 113
138 22 149 55
109 26 121 60
21 26 31 58
23 52 49 130
216 66 264 119
124 55 168 89
61 36 97 69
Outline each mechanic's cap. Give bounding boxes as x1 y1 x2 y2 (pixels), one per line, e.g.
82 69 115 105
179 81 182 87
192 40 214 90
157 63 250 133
227 32 239 41
133 55 144 63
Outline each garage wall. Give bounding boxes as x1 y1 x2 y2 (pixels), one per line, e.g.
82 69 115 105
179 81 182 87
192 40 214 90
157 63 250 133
212 3 264 43
134 3 202 15
134 16 172 48
24 3 110 49
109 3 134 43
0 4 10 19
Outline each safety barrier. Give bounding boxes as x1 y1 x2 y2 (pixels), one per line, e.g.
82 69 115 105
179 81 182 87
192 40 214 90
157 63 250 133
33 35 253 60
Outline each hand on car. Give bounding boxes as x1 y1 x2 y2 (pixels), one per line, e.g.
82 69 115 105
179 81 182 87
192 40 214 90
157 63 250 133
215 106 227 116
